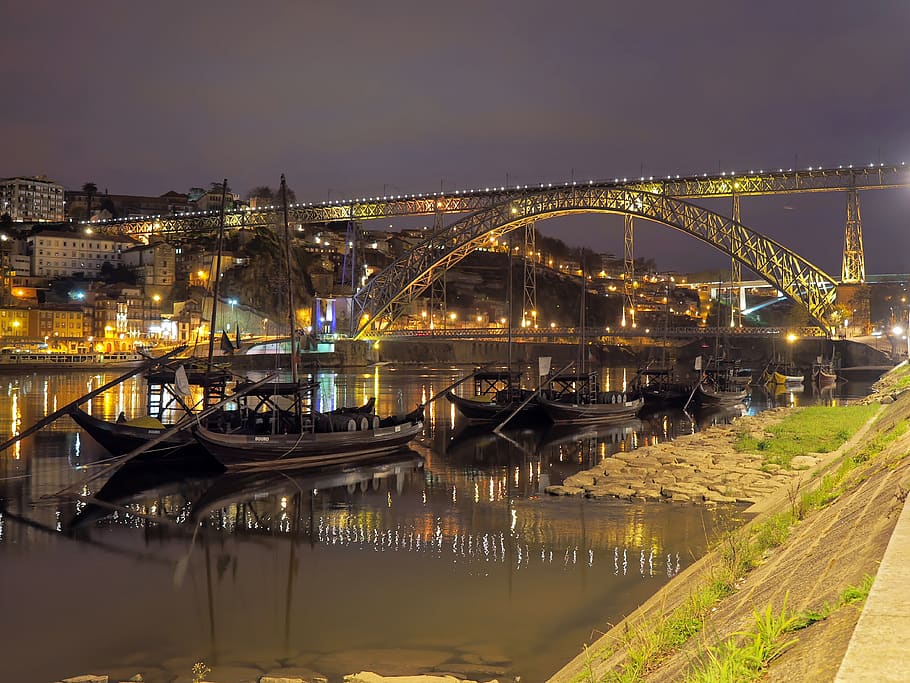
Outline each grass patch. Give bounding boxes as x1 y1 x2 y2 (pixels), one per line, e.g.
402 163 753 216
688 577 875 682
685 599 799 683
735 405 878 469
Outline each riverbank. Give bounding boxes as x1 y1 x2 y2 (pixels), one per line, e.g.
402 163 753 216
549 362 910 682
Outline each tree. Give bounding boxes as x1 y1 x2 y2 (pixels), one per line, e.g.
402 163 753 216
0 213 11 228
210 181 232 195
247 185 297 204
82 182 97 222
247 186 274 202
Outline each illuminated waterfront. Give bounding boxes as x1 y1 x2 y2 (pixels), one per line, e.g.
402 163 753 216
0 366 871 682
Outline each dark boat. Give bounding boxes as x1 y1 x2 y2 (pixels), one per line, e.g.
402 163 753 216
538 369 644 424
445 369 544 424
192 378 424 471
695 358 750 408
67 394 379 457
632 368 693 409
539 392 644 424
67 406 196 456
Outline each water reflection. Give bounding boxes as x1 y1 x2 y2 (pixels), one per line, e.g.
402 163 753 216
0 366 875 683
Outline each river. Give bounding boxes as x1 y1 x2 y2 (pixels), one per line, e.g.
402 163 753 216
0 366 874 682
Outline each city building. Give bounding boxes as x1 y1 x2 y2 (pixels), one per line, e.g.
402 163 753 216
65 190 191 222
27 229 139 278
0 176 64 222
121 240 176 292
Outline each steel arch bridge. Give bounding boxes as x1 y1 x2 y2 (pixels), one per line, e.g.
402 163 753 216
351 187 838 339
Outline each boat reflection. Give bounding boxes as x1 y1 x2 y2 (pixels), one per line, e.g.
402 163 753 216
189 450 425 525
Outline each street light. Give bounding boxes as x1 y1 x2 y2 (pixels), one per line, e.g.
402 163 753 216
228 298 238 333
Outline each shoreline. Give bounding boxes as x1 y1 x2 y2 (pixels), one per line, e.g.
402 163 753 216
548 363 910 682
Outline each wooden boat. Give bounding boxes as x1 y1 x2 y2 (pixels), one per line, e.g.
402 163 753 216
695 382 749 407
811 360 838 386
761 360 804 385
67 406 197 456
695 357 750 407
632 368 693 408
539 370 644 424
540 392 643 424
770 370 804 385
193 405 424 471
445 369 545 423
68 395 379 457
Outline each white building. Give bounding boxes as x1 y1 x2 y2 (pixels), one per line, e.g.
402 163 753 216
0 176 64 222
27 230 138 278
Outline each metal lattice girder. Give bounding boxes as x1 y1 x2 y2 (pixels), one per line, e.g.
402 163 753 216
90 165 910 237
523 222 537 327
623 214 635 327
352 188 839 338
730 194 742 326
841 189 866 284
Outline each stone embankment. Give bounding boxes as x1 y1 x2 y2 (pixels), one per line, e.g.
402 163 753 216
544 407 805 505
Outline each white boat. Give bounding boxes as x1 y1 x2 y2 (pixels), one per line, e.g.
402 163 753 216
0 350 145 371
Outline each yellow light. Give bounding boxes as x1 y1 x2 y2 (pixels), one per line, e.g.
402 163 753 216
787 333 797 342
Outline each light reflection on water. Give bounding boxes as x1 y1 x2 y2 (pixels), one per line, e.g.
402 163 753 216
0 367 873 682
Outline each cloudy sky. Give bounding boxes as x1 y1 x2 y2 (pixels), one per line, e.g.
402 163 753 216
3 1 909 274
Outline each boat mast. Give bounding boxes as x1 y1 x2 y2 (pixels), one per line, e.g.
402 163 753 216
280 174 299 387
205 179 228 404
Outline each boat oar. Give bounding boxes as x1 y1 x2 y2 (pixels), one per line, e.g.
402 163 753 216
49 372 282 498
493 360 574 434
0 346 188 454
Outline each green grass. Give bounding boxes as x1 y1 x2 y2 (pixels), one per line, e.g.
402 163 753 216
574 402 891 682
687 577 875 682
735 405 878 469
685 599 799 683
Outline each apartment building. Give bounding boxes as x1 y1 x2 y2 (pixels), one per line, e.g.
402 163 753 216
0 176 65 222
27 230 138 278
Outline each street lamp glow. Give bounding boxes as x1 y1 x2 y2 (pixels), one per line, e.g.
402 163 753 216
892 326 904 336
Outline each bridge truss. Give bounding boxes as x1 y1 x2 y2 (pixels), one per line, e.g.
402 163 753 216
90 164 909 236
351 187 839 338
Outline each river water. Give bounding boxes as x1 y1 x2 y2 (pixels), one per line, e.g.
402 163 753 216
0 366 873 682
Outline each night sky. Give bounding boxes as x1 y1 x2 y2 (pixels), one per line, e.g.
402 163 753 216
3 1 909 275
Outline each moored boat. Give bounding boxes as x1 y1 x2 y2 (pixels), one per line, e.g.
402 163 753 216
539 369 644 424
0 350 146 371
695 382 749 407
193 407 424 470
446 369 544 424
539 392 644 424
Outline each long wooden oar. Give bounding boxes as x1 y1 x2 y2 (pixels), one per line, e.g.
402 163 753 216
0 346 188 454
50 371 282 498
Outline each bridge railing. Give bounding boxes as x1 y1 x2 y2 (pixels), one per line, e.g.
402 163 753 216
359 325 827 341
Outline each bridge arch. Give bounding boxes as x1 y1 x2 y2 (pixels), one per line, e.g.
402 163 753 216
352 187 837 338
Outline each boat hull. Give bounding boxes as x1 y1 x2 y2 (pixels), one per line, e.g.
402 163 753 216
193 421 424 470
695 384 749 407
771 371 804 384
445 391 545 423
540 396 644 424
67 406 193 455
